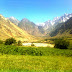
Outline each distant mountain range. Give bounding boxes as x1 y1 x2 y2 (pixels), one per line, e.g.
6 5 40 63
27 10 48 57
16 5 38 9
39 13 72 37
6 13 72 37
8 17 45 36
18 18 45 36
46 13 72 25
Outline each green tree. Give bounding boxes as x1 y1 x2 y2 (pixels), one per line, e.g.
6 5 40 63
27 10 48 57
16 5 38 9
54 38 69 49
5 38 16 45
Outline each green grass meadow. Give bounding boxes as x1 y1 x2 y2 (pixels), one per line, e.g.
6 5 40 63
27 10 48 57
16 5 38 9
0 44 72 72
0 54 72 72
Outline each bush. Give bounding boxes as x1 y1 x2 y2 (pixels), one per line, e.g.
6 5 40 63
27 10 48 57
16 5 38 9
54 38 69 49
5 38 16 45
18 40 22 46
0 40 3 44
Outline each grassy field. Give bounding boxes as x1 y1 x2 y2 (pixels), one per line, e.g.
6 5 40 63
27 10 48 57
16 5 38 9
0 45 72 72
0 54 72 72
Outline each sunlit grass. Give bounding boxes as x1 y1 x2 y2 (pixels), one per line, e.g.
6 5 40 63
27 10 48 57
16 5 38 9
0 70 72 72
0 54 72 71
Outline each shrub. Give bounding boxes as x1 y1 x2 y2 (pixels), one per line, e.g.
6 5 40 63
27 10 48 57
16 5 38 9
54 38 69 49
18 40 22 46
5 38 16 45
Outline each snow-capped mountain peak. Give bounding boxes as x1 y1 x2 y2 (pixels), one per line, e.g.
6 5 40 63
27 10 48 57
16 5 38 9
9 16 18 21
10 16 16 20
8 16 19 25
43 13 72 30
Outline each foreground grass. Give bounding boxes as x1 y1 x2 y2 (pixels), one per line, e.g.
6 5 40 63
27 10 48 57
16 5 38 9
0 70 72 72
0 54 72 72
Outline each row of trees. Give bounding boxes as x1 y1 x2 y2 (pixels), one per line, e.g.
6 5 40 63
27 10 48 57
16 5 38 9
5 38 22 46
0 37 70 49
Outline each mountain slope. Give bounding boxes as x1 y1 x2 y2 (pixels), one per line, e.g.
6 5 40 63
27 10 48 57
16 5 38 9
38 26 45 34
0 15 36 42
18 18 44 36
50 17 72 37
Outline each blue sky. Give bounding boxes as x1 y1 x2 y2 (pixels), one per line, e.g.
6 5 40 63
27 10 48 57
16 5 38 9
0 0 72 24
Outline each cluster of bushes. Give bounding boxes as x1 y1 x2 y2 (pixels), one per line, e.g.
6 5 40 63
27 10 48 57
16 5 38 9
0 45 43 56
54 38 69 49
5 38 16 45
44 38 70 49
4 38 22 46
0 45 72 56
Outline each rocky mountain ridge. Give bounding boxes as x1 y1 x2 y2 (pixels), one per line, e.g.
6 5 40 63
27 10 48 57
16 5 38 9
9 17 45 36
8 13 72 37
43 13 72 31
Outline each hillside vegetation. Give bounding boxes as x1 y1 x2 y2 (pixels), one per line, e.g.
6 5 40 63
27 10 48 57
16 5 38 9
0 15 37 42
